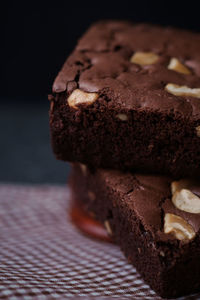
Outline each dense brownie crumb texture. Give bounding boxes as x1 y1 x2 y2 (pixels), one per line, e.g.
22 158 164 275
50 21 200 177
70 164 200 298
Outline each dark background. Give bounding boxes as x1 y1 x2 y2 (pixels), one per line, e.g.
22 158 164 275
1 1 200 183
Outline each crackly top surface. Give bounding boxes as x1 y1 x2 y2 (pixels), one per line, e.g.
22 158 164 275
53 21 200 119
96 168 200 243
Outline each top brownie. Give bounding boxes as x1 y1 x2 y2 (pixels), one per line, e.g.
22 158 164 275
50 21 200 177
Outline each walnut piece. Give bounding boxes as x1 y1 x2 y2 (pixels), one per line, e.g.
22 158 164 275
171 179 193 195
172 189 200 214
130 52 159 66
168 58 191 74
164 213 195 240
116 113 128 121
67 89 98 109
104 220 112 235
165 84 200 98
79 163 87 175
171 179 200 213
159 251 165 257
196 125 200 137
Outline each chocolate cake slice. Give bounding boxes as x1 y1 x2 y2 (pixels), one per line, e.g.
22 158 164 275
50 20 200 177
69 163 200 298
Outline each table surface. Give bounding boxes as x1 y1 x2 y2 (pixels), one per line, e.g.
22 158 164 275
1 98 70 184
0 184 170 300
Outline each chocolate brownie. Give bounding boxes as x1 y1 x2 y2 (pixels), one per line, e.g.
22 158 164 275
69 163 200 298
50 21 200 177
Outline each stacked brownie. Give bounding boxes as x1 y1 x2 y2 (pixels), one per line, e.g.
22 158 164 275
49 21 200 298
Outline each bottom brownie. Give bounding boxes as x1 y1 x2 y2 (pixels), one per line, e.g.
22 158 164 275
69 164 200 298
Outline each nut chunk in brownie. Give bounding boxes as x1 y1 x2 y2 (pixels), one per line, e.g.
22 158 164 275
50 21 200 177
70 164 200 298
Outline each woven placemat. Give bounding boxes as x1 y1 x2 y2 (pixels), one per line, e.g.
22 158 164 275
0 184 198 300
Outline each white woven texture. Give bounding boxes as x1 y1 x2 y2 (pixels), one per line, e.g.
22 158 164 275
0 184 199 300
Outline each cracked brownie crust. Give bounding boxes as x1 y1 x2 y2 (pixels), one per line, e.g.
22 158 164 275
70 164 200 298
50 21 200 177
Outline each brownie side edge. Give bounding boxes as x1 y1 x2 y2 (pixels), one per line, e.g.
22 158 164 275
50 93 200 178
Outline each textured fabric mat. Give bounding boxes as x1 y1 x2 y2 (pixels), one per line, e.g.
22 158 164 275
0 184 199 300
